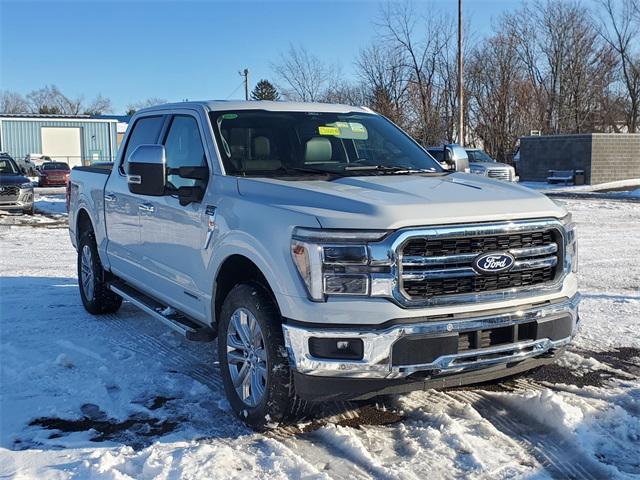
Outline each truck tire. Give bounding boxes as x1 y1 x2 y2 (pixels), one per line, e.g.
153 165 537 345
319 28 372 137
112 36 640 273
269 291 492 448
218 283 301 430
78 231 122 314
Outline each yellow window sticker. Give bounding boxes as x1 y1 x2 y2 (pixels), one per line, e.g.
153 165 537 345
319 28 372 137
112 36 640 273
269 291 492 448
318 126 340 136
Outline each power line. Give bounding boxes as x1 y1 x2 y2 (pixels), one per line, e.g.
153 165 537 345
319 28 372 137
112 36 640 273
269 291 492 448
225 80 245 100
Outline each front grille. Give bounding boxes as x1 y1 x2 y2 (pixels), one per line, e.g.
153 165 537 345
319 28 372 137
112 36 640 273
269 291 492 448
487 168 511 181
403 231 554 257
400 228 562 301
0 185 20 201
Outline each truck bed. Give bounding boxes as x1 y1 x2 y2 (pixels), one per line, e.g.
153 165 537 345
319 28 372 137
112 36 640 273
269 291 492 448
68 164 114 257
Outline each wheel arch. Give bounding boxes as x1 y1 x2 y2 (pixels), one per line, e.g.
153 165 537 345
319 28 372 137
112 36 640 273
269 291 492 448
76 207 94 243
213 254 281 327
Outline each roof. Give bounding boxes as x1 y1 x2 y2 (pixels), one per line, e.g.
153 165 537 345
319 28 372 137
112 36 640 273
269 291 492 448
0 113 118 122
92 114 131 122
137 100 373 115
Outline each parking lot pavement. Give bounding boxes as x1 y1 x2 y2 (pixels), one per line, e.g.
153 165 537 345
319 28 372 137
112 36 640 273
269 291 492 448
0 197 639 479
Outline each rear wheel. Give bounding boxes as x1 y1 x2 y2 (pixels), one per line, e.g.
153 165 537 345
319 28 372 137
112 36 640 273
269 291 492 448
78 231 122 314
218 283 301 430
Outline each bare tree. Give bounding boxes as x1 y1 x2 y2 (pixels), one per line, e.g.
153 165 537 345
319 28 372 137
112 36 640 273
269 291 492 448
501 1 616 134
378 2 439 143
355 43 410 125
83 94 113 115
597 0 640 132
271 45 336 101
25 85 85 115
126 97 167 116
0 91 29 113
467 31 535 161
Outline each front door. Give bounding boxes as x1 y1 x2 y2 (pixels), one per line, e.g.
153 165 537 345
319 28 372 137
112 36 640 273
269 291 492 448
104 114 166 282
138 113 211 321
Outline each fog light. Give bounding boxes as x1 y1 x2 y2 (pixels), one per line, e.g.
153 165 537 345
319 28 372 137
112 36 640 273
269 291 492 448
309 337 364 360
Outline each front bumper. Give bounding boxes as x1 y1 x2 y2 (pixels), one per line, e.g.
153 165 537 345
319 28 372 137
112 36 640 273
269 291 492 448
0 188 34 212
283 293 580 399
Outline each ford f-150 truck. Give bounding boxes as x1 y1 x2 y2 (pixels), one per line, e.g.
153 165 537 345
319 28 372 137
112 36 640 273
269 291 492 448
69 101 579 429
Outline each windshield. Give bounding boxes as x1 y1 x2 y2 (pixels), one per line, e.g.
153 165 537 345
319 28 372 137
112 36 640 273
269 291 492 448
42 162 70 170
466 150 495 163
0 158 19 174
210 110 443 178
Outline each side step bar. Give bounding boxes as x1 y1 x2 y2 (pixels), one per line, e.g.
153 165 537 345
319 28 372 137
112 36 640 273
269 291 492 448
109 281 216 342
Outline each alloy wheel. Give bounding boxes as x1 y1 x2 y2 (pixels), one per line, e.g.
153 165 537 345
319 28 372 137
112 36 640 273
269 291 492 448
80 244 95 300
226 307 268 407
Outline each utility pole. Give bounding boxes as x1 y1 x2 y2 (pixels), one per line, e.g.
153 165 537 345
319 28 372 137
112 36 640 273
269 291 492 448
457 0 464 146
239 68 249 100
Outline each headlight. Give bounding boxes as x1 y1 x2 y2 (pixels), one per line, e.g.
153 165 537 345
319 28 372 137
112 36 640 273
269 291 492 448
469 165 486 175
291 228 389 301
20 182 33 189
561 213 578 273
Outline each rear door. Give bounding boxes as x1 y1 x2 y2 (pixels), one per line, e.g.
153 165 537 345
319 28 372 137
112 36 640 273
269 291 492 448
138 112 212 320
104 114 166 281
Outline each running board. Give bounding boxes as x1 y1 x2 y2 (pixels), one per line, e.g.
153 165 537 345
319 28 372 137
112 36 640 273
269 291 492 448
109 281 215 342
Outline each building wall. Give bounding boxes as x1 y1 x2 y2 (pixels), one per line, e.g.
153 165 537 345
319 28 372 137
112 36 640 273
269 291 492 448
518 133 640 184
519 134 593 183
590 134 640 184
0 118 118 164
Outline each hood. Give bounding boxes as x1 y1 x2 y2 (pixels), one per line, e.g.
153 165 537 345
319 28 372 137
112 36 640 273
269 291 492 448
237 173 565 230
0 173 30 186
470 161 513 169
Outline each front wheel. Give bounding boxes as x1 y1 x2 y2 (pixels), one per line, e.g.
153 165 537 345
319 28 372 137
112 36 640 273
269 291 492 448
218 283 301 430
77 231 122 314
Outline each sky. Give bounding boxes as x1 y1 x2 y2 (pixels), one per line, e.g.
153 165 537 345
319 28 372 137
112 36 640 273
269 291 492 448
1 0 524 114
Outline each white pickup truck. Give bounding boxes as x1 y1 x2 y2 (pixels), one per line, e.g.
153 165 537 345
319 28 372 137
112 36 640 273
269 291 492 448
69 101 579 429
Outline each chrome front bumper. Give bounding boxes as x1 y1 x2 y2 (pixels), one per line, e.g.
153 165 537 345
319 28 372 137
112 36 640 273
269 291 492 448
283 293 580 379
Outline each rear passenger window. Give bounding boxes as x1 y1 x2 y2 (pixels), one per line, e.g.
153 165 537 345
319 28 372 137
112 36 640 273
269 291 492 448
121 115 164 173
163 115 207 189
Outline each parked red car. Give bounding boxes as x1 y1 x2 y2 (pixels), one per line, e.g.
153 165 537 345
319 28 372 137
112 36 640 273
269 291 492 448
38 162 70 187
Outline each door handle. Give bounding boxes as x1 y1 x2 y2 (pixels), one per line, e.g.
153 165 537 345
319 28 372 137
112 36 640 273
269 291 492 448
138 203 155 213
104 193 116 203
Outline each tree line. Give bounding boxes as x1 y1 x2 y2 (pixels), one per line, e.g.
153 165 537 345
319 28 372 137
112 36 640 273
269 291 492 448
2 0 638 162
266 0 640 161
0 85 167 117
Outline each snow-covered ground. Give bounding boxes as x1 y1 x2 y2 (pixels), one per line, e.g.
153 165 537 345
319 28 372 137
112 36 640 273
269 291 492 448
1 198 639 479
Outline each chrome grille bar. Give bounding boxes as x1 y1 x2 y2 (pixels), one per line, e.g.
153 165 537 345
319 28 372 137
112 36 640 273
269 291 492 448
403 243 558 267
402 256 558 281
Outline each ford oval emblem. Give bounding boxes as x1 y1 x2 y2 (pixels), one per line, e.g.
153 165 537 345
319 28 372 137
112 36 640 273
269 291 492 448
472 252 515 274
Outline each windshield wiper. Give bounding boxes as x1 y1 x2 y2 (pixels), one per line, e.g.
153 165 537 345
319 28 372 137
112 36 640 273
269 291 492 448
287 166 347 176
343 165 437 174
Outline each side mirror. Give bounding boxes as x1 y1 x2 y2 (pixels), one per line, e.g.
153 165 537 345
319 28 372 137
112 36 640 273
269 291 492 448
445 148 470 172
177 185 204 206
168 166 209 180
127 144 166 196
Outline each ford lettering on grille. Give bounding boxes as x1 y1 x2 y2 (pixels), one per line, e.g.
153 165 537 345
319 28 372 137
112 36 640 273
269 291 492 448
472 252 515 274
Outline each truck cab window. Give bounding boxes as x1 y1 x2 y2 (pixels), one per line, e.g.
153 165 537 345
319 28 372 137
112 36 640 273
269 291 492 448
163 115 207 190
121 115 164 174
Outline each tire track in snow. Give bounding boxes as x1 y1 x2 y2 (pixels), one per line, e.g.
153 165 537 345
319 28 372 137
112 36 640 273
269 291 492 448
449 390 612 480
272 433 373 480
99 310 222 391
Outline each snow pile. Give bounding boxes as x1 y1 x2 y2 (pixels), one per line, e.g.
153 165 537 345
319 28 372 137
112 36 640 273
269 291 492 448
497 388 640 476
